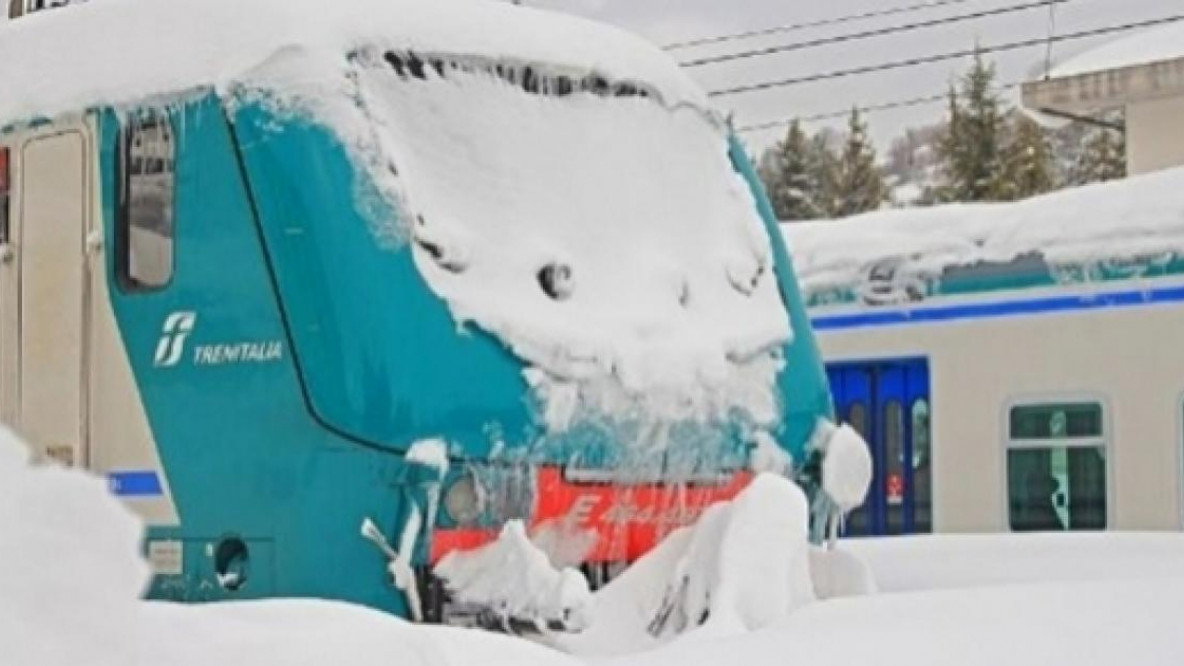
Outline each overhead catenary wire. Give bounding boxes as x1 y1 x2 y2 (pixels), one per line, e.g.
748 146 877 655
662 0 982 51
680 0 1071 68
709 14 1184 98
734 82 1023 134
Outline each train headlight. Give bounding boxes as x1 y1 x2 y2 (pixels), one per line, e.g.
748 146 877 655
443 472 483 526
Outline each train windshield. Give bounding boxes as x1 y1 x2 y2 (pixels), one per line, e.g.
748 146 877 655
234 52 819 461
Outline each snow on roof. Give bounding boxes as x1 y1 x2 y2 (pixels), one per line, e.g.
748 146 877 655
783 166 1184 296
0 0 706 128
1050 20 1184 78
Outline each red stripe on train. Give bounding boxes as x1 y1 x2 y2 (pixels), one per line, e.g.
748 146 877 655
430 467 753 564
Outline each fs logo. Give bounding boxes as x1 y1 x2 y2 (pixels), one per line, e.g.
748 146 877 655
153 312 196 368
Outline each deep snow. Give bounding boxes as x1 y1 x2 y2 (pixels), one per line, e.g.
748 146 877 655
6 428 1184 666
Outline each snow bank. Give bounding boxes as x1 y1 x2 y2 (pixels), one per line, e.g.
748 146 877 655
843 532 1184 593
142 600 579 666
0 0 705 129
0 427 149 666
1051 20 1184 78
784 166 1184 298
606 577 1184 666
435 521 593 631
563 474 817 655
0 427 578 666
360 64 790 431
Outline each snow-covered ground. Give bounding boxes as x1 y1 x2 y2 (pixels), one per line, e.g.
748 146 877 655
7 425 1184 666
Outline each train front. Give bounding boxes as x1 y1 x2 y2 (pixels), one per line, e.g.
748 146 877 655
228 15 845 628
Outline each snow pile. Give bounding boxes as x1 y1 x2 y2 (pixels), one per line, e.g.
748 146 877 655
564 474 819 655
435 521 593 631
0 0 706 129
358 64 790 431
808 548 877 600
606 577 1184 666
1051 20 1184 78
784 166 1184 299
844 532 1184 593
818 424 872 513
0 426 150 666
0 427 579 666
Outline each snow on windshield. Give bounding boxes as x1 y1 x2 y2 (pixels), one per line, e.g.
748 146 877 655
347 58 792 434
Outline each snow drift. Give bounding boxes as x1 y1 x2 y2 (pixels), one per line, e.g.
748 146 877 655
0 428 579 666
562 474 823 655
435 520 593 631
0 427 149 666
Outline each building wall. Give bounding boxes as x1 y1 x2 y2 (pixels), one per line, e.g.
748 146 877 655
1128 95 1184 176
815 296 1184 533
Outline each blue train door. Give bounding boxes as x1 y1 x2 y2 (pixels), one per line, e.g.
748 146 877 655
827 359 931 536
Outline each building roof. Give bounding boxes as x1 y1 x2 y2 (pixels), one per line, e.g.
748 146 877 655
0 0 704 128
1050 20 1184 78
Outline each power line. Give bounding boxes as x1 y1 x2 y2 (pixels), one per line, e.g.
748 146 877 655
681 0 1071 68
734 82 1022 133
709 14 1184 98
663 0 982 51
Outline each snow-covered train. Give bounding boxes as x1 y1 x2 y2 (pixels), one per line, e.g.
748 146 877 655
788 167 1184 537
0 0 856 624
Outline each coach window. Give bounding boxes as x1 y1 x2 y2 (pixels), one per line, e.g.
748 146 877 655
912 399 932 533
118 116 175 291
1007 402 1107 531
0 147 10 246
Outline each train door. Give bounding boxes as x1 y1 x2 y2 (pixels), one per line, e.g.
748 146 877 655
13 129 91 467
827 359 931 536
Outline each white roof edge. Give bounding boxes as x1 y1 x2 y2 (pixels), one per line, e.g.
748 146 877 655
1047 21 1184 79
0 0 708 128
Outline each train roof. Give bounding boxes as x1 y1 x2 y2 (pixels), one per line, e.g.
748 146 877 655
0 0 705 128
783 166 1184 299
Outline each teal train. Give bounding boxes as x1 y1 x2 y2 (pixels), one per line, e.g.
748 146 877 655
0 0 836 622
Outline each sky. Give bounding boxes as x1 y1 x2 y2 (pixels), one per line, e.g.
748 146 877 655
527 0 1177 152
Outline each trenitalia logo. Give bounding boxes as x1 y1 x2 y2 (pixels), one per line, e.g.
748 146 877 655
153 311 197 368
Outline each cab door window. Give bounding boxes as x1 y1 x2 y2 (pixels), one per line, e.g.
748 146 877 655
118 117 175 291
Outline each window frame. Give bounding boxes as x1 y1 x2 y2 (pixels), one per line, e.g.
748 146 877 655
115 113 177 294
1001 393 1113 531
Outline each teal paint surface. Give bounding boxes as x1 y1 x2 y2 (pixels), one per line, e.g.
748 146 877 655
100 97 427 614
731 137 834 457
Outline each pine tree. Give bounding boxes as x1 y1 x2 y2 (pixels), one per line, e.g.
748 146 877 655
936 54 1004 202
832 108 886 218
997 115 1055 201
1072 128 1126 185
810 132 841 218
760 120 824 221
